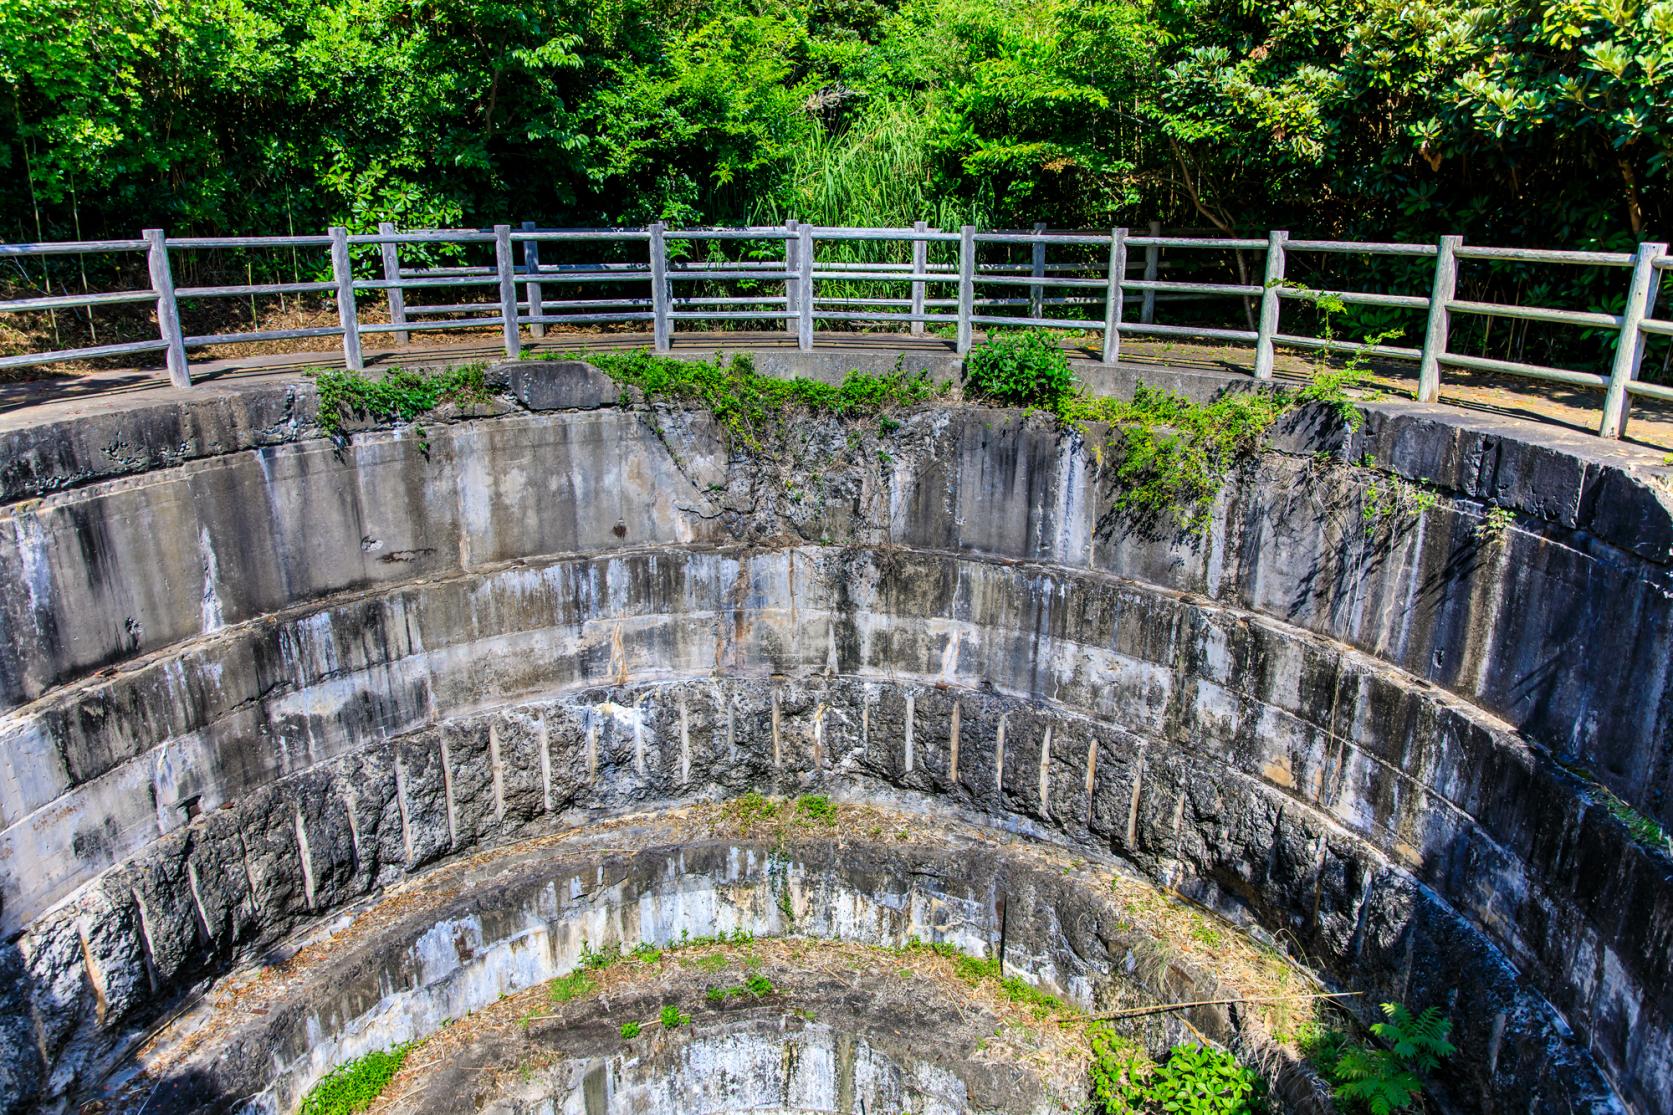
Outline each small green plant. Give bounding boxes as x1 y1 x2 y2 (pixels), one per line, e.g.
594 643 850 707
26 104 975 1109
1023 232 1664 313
298 1043 414 1115
659 1004 691 1028
619 1020 642 1039
963 330 1075 407
706 973 777 1002
795 794 837 823
579 940 623 970
1090 1029 1262 1114
1362 474 1438 535
631 941 664 963
726 790 781 833
1475 504 1514 545
1325 1003 1455 1115
310 364 491 445
548 968 596 1003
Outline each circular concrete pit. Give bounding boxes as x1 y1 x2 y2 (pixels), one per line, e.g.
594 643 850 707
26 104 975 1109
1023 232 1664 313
1 355 1672 1114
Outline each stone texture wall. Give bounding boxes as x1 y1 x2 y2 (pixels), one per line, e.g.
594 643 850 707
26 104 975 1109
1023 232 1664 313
1 359 1670 1113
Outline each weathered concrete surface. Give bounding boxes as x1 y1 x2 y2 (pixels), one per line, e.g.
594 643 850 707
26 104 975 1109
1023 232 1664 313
1 357 1671 1113
111 813 1307 1115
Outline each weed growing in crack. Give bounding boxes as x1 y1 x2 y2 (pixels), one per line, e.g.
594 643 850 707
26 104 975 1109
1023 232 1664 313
1361 474 1438 535
619 1020 641 1039
1475 504 1515 545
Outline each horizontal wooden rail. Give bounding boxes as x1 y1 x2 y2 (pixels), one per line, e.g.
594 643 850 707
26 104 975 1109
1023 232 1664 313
2 222 1669 439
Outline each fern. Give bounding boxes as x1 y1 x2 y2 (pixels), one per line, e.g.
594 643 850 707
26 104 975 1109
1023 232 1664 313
1328 1003 1455 1115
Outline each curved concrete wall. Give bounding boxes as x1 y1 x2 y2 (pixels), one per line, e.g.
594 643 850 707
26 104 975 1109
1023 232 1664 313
1 360 1670 1113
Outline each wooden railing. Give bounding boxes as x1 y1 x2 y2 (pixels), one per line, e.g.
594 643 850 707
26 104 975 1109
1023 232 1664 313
1 222 1669 439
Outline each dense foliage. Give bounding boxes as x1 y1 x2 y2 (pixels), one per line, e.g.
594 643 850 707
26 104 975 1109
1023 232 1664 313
298 1042 413 1115
1090 1027 1264 1114
1307 1003 1457 1115
2 0 1666 246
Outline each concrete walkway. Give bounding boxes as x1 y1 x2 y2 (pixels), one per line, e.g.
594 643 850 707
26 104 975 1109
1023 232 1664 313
6 329 1673 454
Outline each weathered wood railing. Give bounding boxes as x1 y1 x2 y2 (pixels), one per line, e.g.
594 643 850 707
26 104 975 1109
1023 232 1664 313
1 223 1668 439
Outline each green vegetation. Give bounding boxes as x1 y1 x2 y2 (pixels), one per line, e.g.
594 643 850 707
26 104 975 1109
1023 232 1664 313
311 364 491 444
9 0 1669 378
298 1043 414 1115
705 973 777 1002
556 350 944 451
8 0 1665 248
659 1004 691 1028
1561 765 1673 853
794 794 837 823
901 937 1067 1017
619 1020 642 1039
963 331 1077 408
1475 504 1516 546
1089 1027 1263 1114
1306 1003 1456 1115
548 968 596 1003
1361 473 1440 536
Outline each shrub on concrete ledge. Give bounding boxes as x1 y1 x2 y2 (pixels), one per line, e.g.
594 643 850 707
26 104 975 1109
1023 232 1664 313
962 330 1075 408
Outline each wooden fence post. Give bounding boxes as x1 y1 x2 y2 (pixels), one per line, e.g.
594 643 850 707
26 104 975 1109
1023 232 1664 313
377 222 408 346
1601 240 1668 438
957 226 976 355
1030 221 1047 320
522 220 545 339
784 220 800 336
650 222 670 352
495 224 520 359
328 226 363 372
1253 230 1288 380
144 228 191 388
910 220 928 336
1140 220 1161 325
797 223 815 352
1417 235 1461 403
1102 229 1127 365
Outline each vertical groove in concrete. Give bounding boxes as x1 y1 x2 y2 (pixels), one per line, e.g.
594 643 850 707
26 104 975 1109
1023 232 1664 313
74 918 109 1023
393 751 415 865
1126 754 1145 850
128 888 160 992
679 696 691 784
904 694 916 774
341 790 362 874
949 701 961 783
1037 725 1053 814
185 861 213 946
811 703 825 772
293 806 317 910
1083 738 1098 825
538 714 553 812
489 722 506 822
439 735 459 847
772 689 782 767
235 832 262 914
995 714 1008 796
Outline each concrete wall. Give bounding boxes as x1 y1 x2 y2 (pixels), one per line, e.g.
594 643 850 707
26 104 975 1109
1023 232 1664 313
1 359 1670 1113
